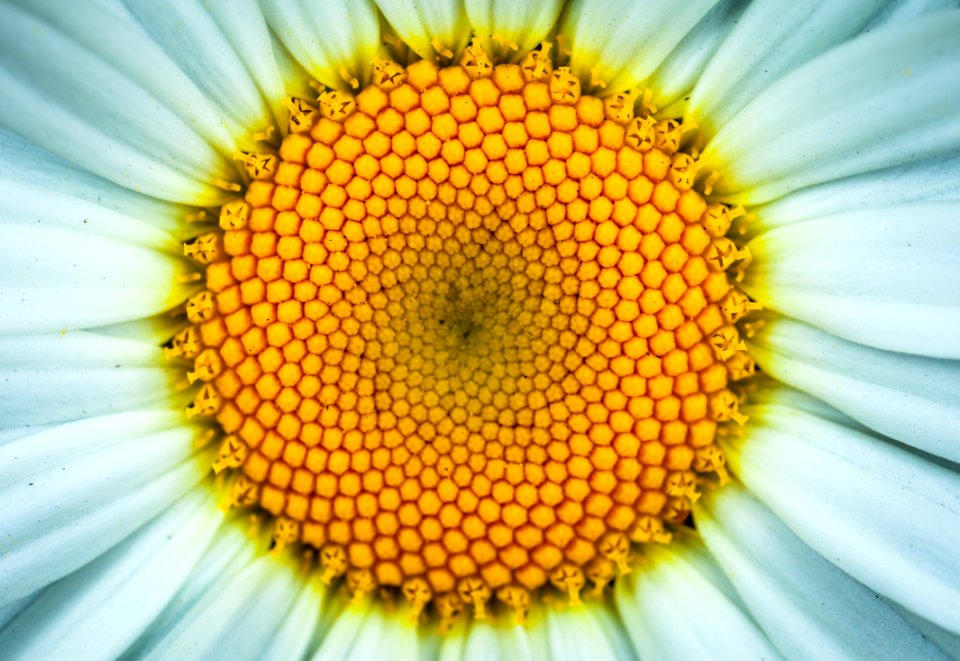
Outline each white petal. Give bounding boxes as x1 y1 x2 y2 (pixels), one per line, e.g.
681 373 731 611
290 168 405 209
447 621 534 661
0 425 57 448
742 202 960 358
0 410 185 489
0 2 234 205
0 594 39 634
696 483 950 660
0 331 163 369
560 0 720 94
152 555 310 659
310 605 372 661
0 355 176 430
261 581 325 661
896 605 960 659
200 0 288 125
0 128 186 246
0 355 175 429
864 0 960 28
0 489 220 660
747 379 870 433
532 605 634 661
701 10 960 204
0 223 194 335
265 27 316 100
0 422 204 607
91 303 190 342
21 0 239 158
687 1 904 135
120 0 277 139
464 0 565 56
123 524 257 658
644 0 748 112
724 402 960 634
748 315 960 462
328 607 419 661
615 540 781 661
262 0 381 90
375 0 471 61
748 153 960 237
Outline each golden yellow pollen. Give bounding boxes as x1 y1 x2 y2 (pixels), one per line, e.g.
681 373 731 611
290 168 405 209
175 52 756 625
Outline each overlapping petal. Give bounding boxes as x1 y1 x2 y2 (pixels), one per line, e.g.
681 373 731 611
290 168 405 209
742 202 960 358
724 399 960 634
0 1 237 205
375 0 471 61
697 483 951 658
616 541 781 660
261 0 381 90
0 412 205 607
560 0 720 93
120 0 281 139
464 0 565 56
701 10 960 204
748 316 960 461
0 489 220 660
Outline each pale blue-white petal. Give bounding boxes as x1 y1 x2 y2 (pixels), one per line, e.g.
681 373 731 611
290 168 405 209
724 401 960 634
441 621 534 661
896 605 960 659
375 0 471 61
743 202 960 358
122 524 257 658
262 0 381 90
261 580 325 661
0 488 220 661
200 0 287 126
0 421 204 607
654 0 960 116
149 555 308 660
90 313 188 345
528 605 634 661
616 540 782 660
0 425 58 448
863 0 960 29
748 315 960 462
464 0 565 56
701 10 960 204
0 2 235 205
120 0 277 141
644 0 749 112
16 0 238 159
583 606 635 661
687 0 903 135
0 594 39 634
0 410 185 481
747 153 960 237
560 0 721 94
324 607 419 661
310 605 373 661
747 379 872 433
0 223 195 335
264 26 316 100
0 178 179 251
0 331 163 369
696 483 950 659
0 333 176 428
0 128 186 245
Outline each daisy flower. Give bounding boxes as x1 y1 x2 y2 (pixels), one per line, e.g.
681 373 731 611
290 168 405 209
1 0 959 658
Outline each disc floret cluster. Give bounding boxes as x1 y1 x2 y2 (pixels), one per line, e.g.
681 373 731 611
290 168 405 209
168 39 757 629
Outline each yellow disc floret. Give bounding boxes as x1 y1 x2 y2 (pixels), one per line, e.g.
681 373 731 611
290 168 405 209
172 49 756 626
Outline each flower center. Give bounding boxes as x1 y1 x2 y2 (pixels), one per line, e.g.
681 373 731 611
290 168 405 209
171 47 756 627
